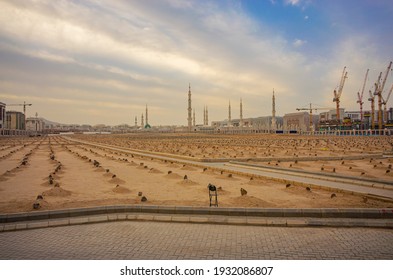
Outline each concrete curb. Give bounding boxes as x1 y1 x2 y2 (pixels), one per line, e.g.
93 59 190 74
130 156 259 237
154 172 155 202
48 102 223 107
1 205 393 232
2 205 393 223
1 213 392 233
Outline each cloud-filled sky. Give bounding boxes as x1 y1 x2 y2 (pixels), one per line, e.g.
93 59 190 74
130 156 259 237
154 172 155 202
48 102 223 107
0 0 392 126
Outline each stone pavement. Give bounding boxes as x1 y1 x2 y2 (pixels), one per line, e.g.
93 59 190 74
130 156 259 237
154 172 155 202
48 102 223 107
1 220 393 259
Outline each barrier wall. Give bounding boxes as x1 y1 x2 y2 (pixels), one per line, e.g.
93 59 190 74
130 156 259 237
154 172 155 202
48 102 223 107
0 129 31 137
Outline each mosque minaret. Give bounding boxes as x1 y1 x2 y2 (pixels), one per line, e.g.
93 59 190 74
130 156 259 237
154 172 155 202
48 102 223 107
193 108 196 127
228 100 232 127
205 106 208 126
187 84 192 131
145 104 149 126
271 89 276 130
240 98 243 127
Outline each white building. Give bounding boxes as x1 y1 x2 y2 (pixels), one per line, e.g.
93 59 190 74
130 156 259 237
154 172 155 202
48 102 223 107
283 112 311 131
26 117 45 132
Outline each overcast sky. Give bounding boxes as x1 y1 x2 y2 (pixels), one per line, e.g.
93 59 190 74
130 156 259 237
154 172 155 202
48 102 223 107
0 0 392 126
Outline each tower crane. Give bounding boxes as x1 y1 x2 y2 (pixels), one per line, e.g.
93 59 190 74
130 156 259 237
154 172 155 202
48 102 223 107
357 69 369 129
368 72 380 130
367 89 375 129
382 83 393 124
374 61 392 129
333 66 348 122
6 101 32 116
296 103 334 131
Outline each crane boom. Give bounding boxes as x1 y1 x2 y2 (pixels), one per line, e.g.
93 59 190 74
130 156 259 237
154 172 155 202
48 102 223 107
360 69 369 101
382 83 393 124
384 83 393 104
333 66 348 122
357 69 369 129
375 62 392 129
338 69 348 99
7 102 32 116
379 61 392 94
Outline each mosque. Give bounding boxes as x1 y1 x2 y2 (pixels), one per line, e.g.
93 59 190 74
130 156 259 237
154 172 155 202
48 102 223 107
186 84 283 133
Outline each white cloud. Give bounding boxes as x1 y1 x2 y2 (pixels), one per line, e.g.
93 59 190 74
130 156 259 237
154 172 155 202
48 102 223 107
0 0 390 125
293 39 307 47
285 0 301 6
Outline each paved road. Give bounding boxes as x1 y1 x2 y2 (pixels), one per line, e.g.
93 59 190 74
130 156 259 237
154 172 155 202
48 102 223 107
66 137 393 200
219 163 393 199
1 221 392 259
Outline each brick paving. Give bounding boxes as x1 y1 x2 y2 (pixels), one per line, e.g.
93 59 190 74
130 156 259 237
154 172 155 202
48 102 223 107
1 221 392 259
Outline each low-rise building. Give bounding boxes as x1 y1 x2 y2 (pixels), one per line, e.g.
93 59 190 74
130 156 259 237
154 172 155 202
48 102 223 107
283 112 311 131
211 116 283 130
26 117 45 132
5 111 25 130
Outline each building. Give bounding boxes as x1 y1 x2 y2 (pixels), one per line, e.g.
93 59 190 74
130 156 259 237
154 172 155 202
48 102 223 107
0 102 5 129
212 116 283 130
283 112 311 131
318 109 345 123
26 117 45 132
5 111 25 130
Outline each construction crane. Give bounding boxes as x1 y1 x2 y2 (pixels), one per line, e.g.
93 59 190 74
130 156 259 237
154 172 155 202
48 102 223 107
374 61 392 129
7 101 32 116
367 89 375 129
357 69 369 129
333 66 348 122
368 72 380 130
296 103 334 131
382 83 393 125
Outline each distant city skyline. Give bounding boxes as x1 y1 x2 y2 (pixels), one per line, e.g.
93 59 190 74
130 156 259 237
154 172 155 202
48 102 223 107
0 0 392 126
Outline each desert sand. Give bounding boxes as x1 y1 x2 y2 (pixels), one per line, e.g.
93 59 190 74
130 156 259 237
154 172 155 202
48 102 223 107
0 133 392 214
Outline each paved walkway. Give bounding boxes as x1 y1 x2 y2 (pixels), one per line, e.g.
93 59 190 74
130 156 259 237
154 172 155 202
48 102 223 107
66 138 393 200
1 221 392 259
219 163 393 199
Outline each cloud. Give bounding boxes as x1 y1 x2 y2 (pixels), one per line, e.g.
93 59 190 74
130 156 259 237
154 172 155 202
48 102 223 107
0 0 390 125
285 0 301 6
293 39 307 47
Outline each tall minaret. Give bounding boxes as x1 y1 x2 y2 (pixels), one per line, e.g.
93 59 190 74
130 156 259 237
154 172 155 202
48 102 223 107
271 89 276 130
193 108 196 127
187 83 192 131
203 106 206 126
228 100 232 127
145 104 148 126
240 98 243 127
206 106 208 126
141 113 144 128
135 116 137 128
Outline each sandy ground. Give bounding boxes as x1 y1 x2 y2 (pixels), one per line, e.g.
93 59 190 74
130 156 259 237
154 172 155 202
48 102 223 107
0 134 392 214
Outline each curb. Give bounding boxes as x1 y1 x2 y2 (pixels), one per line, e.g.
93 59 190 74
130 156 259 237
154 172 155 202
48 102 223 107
1 206 393 232
1 205 393 223
1 213 393 233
